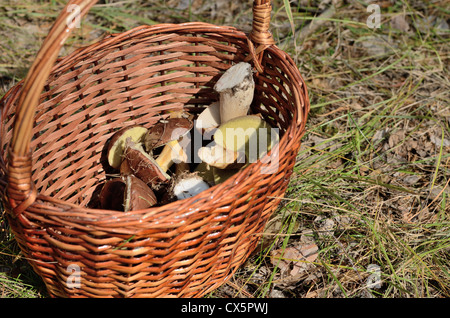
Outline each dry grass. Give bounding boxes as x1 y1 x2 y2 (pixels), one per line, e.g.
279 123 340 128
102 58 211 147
1 0 449 298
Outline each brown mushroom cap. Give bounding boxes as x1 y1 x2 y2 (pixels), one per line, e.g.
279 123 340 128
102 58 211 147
123 138 170 188
144 117 193 152
119 158 133 176
124 175 157 211
99 178 126 211
99 176 157 211
107 125 148 169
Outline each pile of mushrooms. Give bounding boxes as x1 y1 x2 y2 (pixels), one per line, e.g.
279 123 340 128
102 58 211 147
195 62 278 185
98 62 278 211
99 113 205 210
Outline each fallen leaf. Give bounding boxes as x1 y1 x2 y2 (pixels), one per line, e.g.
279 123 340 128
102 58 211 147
372 128 389 145
388 130 405 148
269 288 285 298
358 35 397 56
390 14 410 32
311 78 331 91
430 134 450 148
430 186 450 200
403 174 421 186
315 216 336 237
318 0 332 11
417 16 449 35
271 243 319 277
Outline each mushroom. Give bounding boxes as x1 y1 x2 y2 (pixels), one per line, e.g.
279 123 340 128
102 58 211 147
155 138 188 173
213 115 278 164
99 178 126 211
194 63 256 175
99 175 157 212
197 141 246 170
123 138 170 188
195 114 276 181
214 62 255 123
145 115 193 173
144 117 192 153
195 161 242 186
123 175 157 211
148 113 212 201
194 161 215 185
119 157 133 176
212 166 242 185
107 125 148 169
195 101 221 136
171 172 210 200
120 116 193 188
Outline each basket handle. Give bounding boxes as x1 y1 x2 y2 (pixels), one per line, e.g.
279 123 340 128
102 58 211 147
7 0 97 215
7 0 274 214
248 0 275 73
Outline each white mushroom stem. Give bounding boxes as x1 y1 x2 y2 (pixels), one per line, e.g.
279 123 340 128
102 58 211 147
195 101 221 136
197 142 245 170
214 62 255 123
173 174 210 200
154 111 192 174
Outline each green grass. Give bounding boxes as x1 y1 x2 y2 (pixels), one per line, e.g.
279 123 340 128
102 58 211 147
1 0 449 298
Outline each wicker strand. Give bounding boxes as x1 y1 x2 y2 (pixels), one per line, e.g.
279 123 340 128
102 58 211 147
247 0 275 73
250 0 275 46
8 0 97 214
12 0 97 157
6 149 37 216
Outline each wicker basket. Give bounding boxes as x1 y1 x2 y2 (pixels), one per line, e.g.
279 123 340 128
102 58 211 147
0 0 309 297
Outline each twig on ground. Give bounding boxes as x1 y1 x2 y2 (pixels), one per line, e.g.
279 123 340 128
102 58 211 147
297 4 337 44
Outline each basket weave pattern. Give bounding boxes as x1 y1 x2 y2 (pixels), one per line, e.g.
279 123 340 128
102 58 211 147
0 0 309 297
